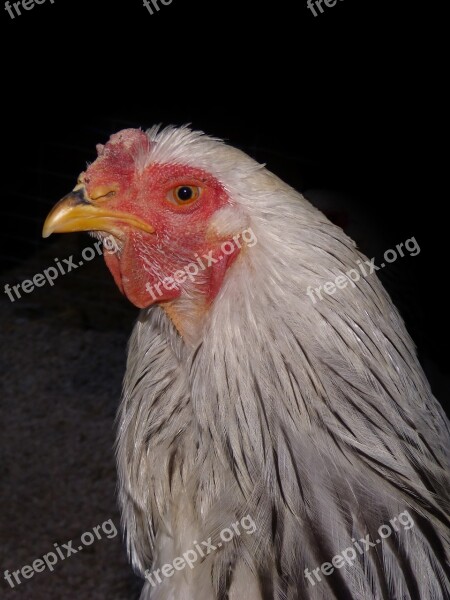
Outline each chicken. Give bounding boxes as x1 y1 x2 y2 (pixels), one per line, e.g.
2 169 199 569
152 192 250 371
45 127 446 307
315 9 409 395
43 126 450 600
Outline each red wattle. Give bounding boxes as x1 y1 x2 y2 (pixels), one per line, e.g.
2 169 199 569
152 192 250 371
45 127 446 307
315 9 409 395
104 237 181 309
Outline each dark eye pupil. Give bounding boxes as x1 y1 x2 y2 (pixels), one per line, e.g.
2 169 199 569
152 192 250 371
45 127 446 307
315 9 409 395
177 186 193 201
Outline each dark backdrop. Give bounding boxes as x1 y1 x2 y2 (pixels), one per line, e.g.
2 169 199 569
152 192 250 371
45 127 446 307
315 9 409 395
3 0 447 375
1 1 447 598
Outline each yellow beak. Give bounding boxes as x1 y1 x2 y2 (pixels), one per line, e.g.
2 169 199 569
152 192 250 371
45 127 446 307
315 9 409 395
42 185 154 239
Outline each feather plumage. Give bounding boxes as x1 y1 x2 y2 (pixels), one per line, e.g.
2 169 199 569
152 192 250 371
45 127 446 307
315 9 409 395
109 126 450 599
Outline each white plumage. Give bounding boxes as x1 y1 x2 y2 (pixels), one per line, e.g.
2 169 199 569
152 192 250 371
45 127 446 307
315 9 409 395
113 127 450 599
43 125 449 599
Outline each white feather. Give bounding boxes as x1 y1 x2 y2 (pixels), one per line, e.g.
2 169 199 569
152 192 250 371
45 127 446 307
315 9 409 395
115 126 450 600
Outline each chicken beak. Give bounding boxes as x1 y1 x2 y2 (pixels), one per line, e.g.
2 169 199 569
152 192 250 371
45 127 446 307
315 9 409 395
42 185 155 239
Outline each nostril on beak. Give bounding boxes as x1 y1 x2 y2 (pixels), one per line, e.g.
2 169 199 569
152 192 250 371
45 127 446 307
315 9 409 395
67 185 92 205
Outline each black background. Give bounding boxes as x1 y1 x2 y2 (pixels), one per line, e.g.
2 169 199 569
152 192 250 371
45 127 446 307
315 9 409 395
1 0 448 597
3 0 447 384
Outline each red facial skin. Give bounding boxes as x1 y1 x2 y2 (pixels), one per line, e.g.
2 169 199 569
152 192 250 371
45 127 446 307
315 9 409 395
81 130 240 309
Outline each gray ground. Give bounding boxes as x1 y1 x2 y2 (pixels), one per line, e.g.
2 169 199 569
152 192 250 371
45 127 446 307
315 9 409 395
0 235 142 600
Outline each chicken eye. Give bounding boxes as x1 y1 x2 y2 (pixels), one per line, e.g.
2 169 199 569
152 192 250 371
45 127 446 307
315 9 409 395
167 185 202 206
